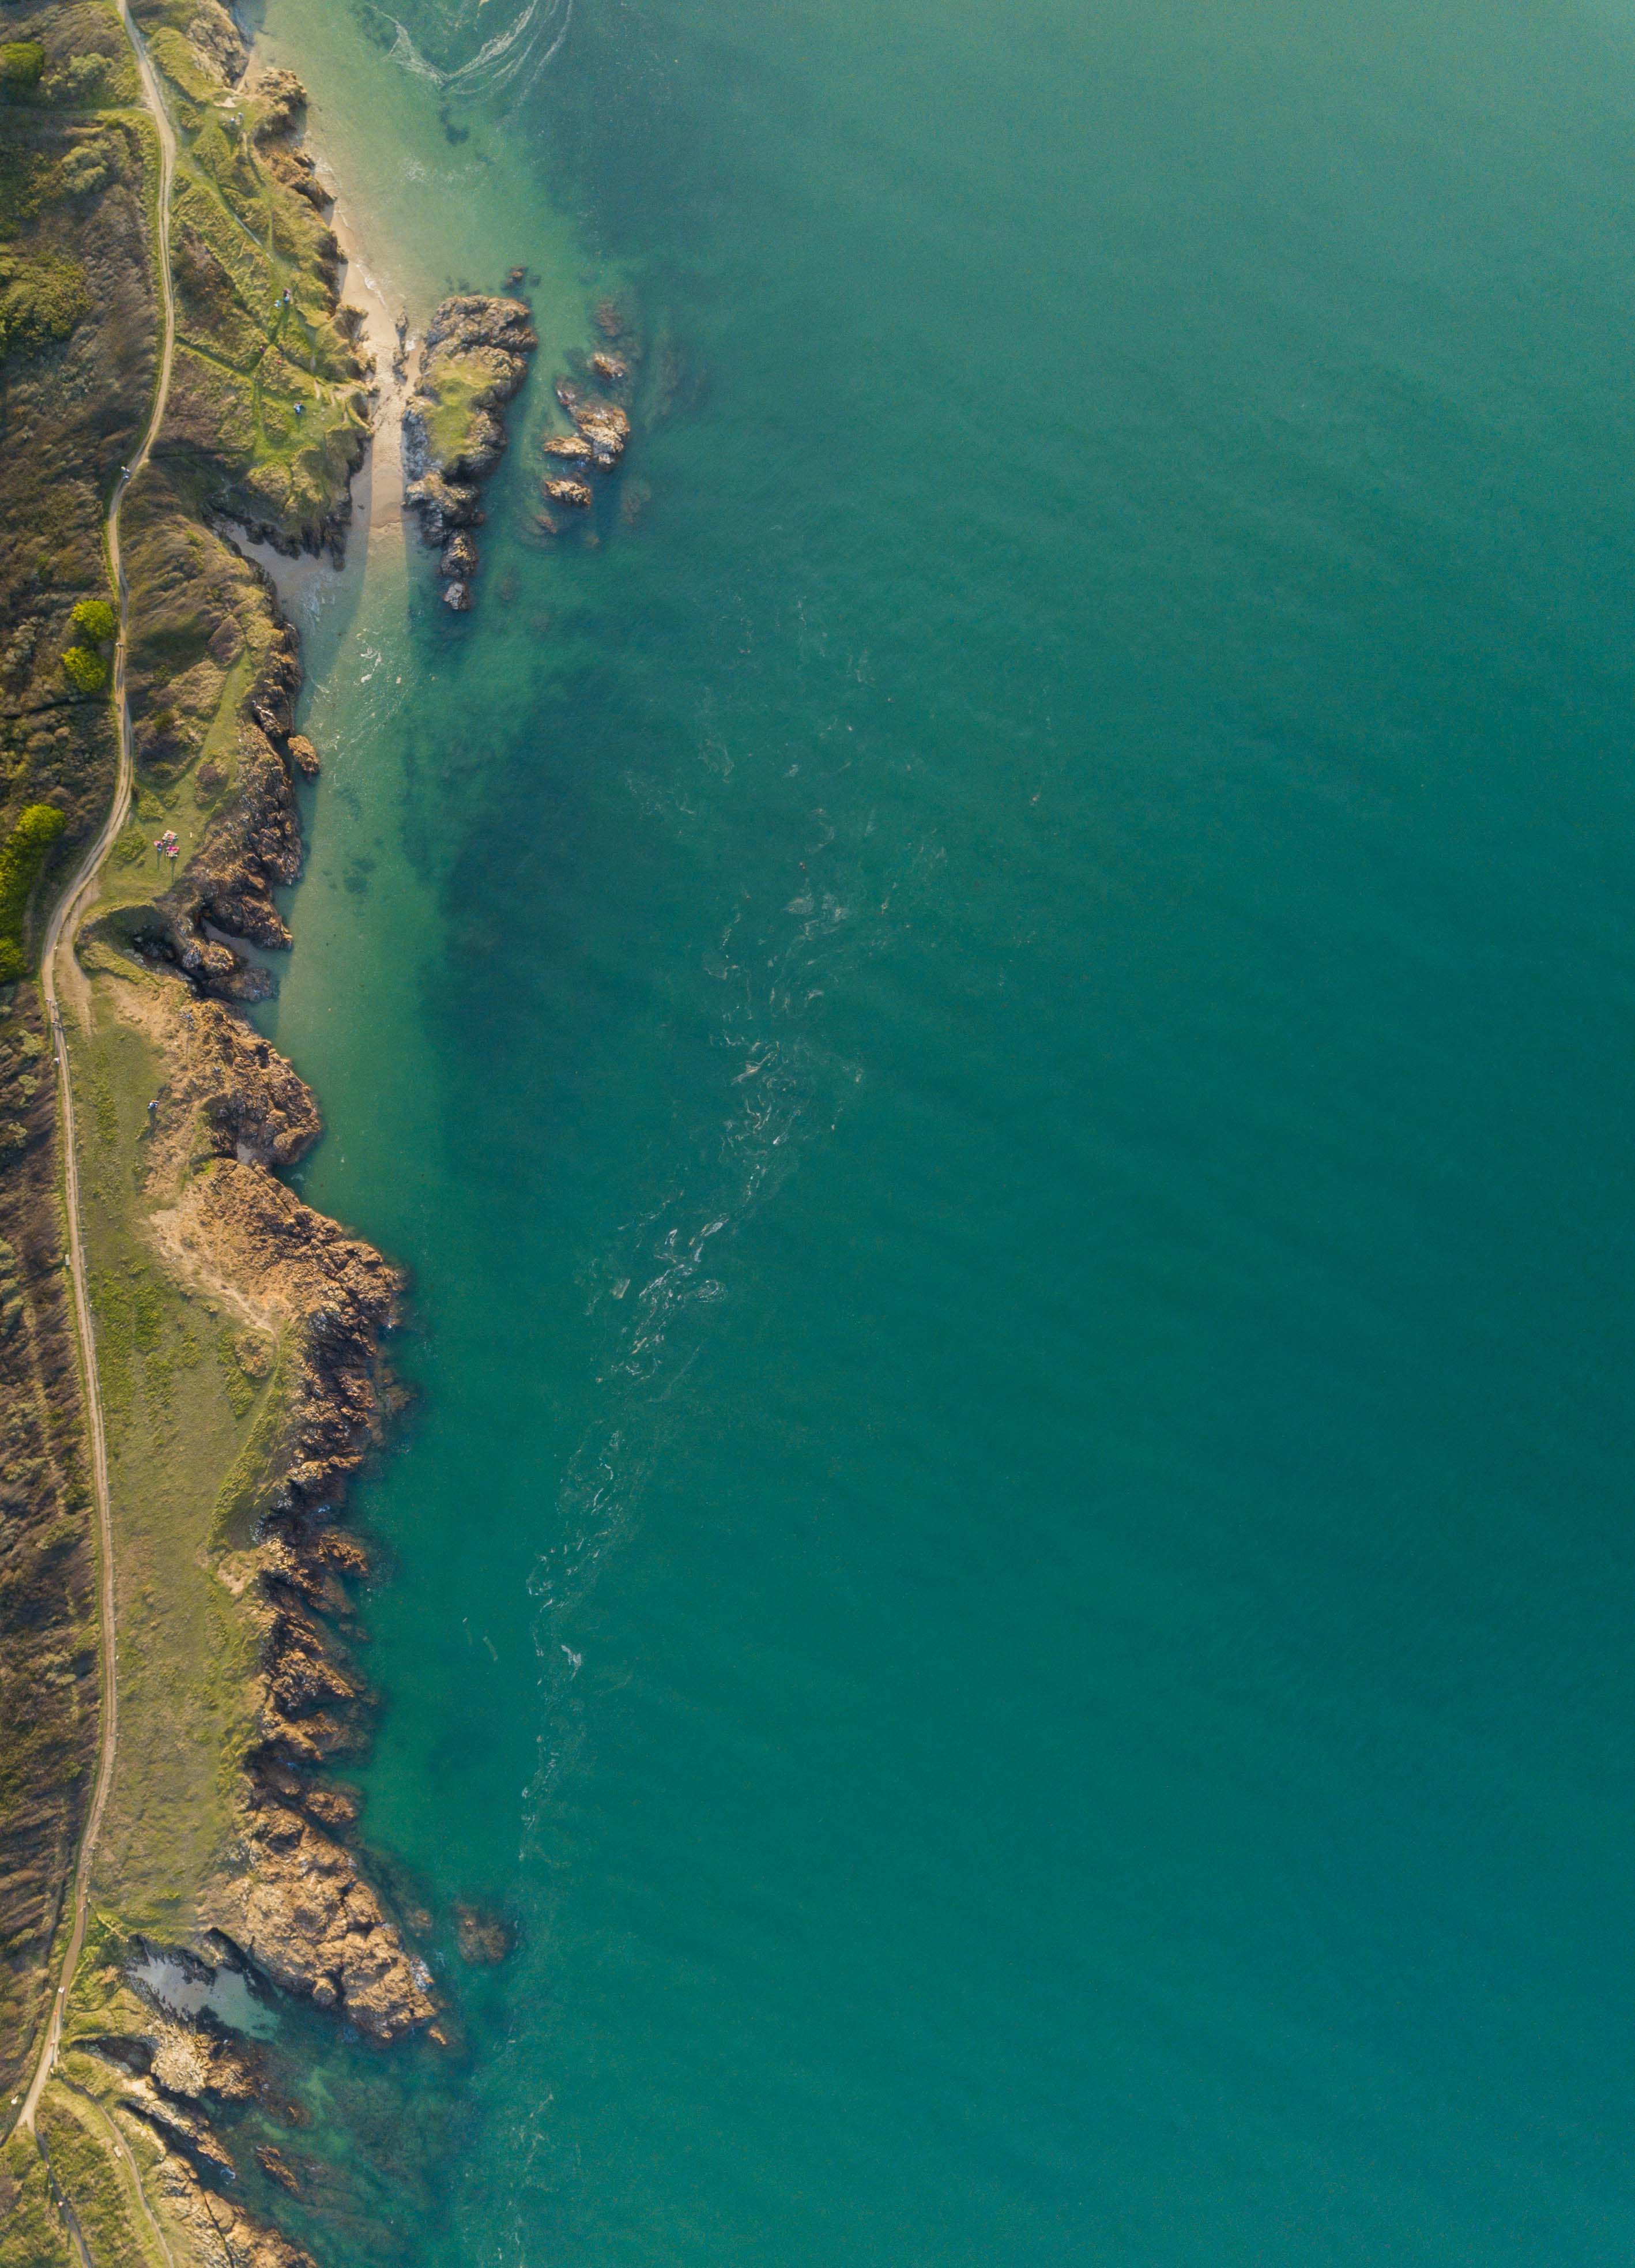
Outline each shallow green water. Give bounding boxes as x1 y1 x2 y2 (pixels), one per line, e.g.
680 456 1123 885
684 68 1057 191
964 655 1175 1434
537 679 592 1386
243 0 1635 2259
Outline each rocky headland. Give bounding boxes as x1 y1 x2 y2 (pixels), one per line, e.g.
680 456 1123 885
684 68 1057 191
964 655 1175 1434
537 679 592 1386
402 293 537 609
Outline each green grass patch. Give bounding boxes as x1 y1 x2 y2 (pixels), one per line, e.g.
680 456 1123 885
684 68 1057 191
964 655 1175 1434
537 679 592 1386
0 2124 75 2268
66 977 282 1936
142 24 217 107
37 2088 164 2268
151 80 370 548
417 356 497 468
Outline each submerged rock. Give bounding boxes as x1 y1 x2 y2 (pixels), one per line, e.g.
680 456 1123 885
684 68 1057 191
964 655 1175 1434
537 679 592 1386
454 1903 513 1966
256 2145 303 2196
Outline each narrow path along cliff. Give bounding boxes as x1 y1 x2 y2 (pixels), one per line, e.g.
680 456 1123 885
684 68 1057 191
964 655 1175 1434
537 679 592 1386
16 0 179 2147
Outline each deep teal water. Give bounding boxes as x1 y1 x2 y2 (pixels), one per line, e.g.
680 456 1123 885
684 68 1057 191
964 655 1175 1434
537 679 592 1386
238 0 1635 2259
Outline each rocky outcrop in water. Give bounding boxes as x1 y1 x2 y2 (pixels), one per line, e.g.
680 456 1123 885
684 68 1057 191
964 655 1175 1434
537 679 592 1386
402 294 537 603
530 321 641 544
454 1904 513 1966
553 378 630 469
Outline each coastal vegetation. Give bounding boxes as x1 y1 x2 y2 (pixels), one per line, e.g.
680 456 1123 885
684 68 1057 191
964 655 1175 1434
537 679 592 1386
0 0 141 2132
146 37 370 551
0 43 45 95
0 5 429 2265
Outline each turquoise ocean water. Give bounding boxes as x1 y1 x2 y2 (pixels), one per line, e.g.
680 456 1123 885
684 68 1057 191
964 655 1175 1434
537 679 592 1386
233 0 1635 2259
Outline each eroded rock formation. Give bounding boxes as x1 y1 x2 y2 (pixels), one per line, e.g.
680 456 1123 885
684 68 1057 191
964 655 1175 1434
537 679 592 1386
130 986 435 2042
212 1806 434 2040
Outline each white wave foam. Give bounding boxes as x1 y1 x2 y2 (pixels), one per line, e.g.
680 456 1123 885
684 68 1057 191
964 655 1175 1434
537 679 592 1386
381 0 573 101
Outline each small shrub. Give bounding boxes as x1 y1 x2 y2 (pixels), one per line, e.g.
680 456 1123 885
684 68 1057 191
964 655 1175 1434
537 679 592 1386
58 142 112 200
233 1330 272 1378
219 1327 260 1417
0 43 43 95
0 144 47 235
70 598 115 643
43 52 110 106
0 804 66 983
60 645 106 694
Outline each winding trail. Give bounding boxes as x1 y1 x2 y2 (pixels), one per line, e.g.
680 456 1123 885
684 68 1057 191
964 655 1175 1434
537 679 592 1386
14 0 176 2149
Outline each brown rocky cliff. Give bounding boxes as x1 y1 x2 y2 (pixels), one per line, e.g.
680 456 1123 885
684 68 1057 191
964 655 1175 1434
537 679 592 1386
139 986 434 2041
160 998 322 1168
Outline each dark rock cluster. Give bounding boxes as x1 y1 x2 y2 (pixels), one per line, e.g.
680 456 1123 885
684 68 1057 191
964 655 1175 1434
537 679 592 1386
533 303 638 537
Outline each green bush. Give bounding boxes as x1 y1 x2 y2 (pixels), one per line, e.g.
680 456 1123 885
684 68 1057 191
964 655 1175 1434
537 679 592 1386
58 141 112 199
0 43 43 93
70 597 116 643
43 51 111 106
0 804 66 983
60 644 106 694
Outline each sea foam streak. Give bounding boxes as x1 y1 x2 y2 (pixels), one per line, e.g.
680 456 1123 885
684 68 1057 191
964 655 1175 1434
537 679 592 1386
382 0 572 98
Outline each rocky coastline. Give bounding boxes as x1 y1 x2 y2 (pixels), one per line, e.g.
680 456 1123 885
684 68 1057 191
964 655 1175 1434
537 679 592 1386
51 411 439 2268
137 996 432 2043
0 6 477 2264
